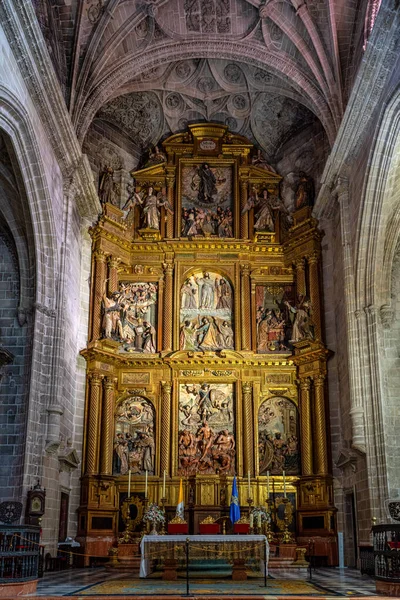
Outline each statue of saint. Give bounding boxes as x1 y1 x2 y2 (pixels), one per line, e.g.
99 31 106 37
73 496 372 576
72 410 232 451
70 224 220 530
295 172 314 209
197 163 217 204
98 166 118 206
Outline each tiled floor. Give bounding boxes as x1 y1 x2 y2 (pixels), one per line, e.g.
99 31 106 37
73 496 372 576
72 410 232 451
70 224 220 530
30 567 378 597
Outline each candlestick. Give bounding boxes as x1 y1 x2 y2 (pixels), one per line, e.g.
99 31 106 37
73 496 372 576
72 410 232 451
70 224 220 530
128 469 131 498
247 471 251 498
266 471 270 497
283 470 286 498
145 470 148 497
163 470 166 498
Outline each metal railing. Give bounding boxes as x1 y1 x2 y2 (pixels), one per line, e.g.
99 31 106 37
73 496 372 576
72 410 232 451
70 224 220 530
0 525 42 582
373 524 400 582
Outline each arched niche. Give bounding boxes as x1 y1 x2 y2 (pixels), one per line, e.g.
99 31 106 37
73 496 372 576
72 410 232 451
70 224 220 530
179 269 234 351
113 395 155 476
258 396 300 475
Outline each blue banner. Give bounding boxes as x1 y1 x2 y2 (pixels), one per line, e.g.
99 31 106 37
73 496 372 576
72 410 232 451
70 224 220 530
229 475 241 523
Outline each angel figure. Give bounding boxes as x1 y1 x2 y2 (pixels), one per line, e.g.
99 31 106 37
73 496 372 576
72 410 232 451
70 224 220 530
122 183 142 223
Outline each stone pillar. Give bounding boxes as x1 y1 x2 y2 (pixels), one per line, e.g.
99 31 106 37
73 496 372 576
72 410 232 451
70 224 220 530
240 180 249 239
100 377 116 475
91 250 107 342
308 252 322 341
160 381 172 476
242 382 254 476
299 378 313 475
107 256 120 296
313 375 328 475
85 373 102 475
163 262 174 351
295 258 306 297
241 264 251 351
166 173 175 239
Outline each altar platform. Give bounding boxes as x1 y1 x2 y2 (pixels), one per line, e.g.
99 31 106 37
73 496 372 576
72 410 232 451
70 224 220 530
13 566 377 598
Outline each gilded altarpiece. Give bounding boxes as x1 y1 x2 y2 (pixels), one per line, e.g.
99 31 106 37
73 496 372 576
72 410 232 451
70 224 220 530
79 124 337 566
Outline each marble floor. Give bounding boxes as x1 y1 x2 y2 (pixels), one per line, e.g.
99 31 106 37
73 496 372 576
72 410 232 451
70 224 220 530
28 567 378 598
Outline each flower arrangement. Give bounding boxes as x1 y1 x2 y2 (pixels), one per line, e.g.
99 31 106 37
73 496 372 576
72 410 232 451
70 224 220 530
251 505 271 523
143 503 166 524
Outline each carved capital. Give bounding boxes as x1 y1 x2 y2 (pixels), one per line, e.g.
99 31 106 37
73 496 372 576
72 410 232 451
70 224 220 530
107 256 121 270
161 381 172 394
308 251 320 265
162 262 174 276
103 376 117 391
313 374 326 387
241 264 250 277
295 258 305 271
298 378 311 391
93 249 107 264
242 381 253 395
88 372 103 386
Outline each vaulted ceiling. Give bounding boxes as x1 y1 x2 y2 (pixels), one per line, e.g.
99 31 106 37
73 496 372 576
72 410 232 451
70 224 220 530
34 0 381 174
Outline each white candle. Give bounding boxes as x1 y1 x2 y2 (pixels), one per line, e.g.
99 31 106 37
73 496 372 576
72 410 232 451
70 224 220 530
283 470 286 498
163 470 166 498
267 471 270 497
249 513 254 528
128 469 131 498
258 513 262 529
145 470 148 497
247 471 251 498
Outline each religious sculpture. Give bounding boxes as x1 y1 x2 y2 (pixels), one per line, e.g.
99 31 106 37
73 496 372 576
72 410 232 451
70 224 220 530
98 166 119 206
102 282 123 340
145 145 167 167
284 296 314 342
180 272 234 351
178 383 235 476
123 185 173 231
256 285 294 352
251 149 277 173
242 188 275 232
295 172 314 210
258 397 299 475
113 396 155 475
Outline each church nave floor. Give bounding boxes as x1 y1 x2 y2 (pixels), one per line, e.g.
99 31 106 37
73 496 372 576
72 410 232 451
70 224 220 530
24 567 379 598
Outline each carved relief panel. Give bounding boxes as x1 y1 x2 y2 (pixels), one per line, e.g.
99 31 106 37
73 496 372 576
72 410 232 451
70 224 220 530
255 284 294 353
258 396 300 475
180 271 234 351
114 396 155 476
178 382 235 477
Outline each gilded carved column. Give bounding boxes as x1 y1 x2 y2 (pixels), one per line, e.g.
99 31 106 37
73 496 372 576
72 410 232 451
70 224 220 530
313 375 328 475
166 174 175 239
241 264 251 351
240 180 249 239
299 378 313 475
242 382 254 476
308 252 322 341
162 262 174 351
160 381 172 476
295 258 306 298
86 373 102 475
107 256 120 296
100 377 116 475
91 250 107 341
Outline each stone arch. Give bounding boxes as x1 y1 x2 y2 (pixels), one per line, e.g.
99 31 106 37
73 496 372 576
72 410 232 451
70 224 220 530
258 396 300 476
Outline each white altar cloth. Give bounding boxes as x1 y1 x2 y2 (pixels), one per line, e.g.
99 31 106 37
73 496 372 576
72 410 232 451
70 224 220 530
140 534 269 578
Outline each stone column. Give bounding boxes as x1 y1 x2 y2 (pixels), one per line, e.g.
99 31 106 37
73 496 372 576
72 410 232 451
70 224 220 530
242 382 254 476
299 378 313 475
308 252 322 341
295 258 306 297
91 250 107 342
85 373 102 475
107 256 120 296
100 377 116 475
162 262 174 351
160 381 172 476
241 264 251 351
313 375 328 475
240 180 249 239
166 173 175 239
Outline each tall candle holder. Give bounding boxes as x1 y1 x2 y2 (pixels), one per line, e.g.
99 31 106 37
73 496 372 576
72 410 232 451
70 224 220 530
159 497 167 535
141 496 149 537
264 498 275 543
247 497 254 533
281 497 294 544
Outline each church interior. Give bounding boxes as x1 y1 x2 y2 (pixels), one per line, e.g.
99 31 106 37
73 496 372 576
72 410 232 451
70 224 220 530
0 0 400 597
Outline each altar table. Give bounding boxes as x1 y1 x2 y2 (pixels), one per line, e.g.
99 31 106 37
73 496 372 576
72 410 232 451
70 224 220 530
140 534 269 580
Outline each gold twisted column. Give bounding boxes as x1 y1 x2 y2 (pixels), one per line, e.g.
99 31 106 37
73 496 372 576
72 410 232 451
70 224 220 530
107 256 120 296
313 375 328 475
86 373 102 475
299 378 313 475
241 264 251 351
242 382 254 476
100 377 116 475
240 180 249 239
308 252 322 341
295 258 306 298
163 263 174 351
91 250 106 341
166 174 175 239
160 381 172 476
